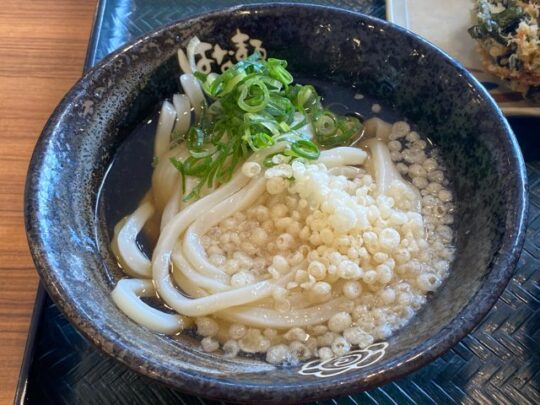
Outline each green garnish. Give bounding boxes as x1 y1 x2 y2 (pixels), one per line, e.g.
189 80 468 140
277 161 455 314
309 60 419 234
174 52 363 201
289 140 321 160
169 157 187 194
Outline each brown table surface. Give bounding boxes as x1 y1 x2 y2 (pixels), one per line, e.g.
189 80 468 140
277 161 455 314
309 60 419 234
0 1 96 402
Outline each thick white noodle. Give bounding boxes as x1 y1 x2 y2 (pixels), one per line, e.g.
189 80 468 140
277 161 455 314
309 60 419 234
111 278 185 334
113 143 295 323
114 202 154 278
154 171 249 263
171 250 346 330
150 147 294 316
170 254 327 330
161 176 201 231
151 144 188 213
318 147 367 167
218 298 349 329
177 48 192 74
172 246 230 292
153 270 277 317
151 174 250 313
364 117 392 140
182 177 266 279
171 262 211 298
172 93 191 136
328 166 365 178
364 139 421 211
285 292 317 309
180 74 205 122
152 142 286 275
154 101 176 158
171 258 333 329
169 144 287 285
160 178 182 231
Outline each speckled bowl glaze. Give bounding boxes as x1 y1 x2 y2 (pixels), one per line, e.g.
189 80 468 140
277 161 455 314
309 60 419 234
25 3 527 403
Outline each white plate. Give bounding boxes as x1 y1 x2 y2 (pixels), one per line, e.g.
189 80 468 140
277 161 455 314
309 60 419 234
386 0 540 117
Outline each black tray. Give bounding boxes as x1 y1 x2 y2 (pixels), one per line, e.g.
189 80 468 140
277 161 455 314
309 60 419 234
16 1 540 404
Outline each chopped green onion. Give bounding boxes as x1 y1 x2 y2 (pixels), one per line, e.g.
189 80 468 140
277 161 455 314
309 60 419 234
314 111 338 137
183 156 212 176
263 153 280 168
291 140 320 160
296 85 320 111
169 52 363 201
186 127 205 150
237 78 270 112
189 146 216 158
193 71 208 83
267 58 293 87
290 117 307 131
170 157 187 194
316 115 362 147
252 133 275 149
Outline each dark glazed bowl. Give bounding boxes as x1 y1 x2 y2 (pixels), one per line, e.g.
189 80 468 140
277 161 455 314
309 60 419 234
25 3 527 403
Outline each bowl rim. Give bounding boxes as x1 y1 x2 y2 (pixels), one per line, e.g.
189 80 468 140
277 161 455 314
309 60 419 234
24 2 528 403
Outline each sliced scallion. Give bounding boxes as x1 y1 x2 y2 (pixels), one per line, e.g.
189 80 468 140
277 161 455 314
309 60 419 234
169 52 363 201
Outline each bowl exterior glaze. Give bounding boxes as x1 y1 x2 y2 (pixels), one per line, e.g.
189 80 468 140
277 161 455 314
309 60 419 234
25 3 527 403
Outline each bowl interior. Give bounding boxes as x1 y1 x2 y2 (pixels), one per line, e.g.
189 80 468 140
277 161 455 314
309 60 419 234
26 4 526 402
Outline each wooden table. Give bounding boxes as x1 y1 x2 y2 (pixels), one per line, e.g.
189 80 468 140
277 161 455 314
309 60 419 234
0 1 96 402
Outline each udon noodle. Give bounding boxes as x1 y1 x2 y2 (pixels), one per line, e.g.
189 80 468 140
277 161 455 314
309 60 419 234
111 40 455 364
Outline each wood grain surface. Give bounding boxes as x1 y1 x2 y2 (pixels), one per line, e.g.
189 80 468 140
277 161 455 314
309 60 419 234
0 1 96 402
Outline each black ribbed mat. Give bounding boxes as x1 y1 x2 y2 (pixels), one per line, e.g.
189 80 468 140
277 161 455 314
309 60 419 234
16 1 539 404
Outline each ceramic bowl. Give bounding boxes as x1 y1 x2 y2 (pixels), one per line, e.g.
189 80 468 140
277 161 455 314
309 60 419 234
25 3 527 403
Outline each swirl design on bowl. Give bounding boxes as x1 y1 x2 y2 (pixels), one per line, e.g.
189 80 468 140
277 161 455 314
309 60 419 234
298 342 388 378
